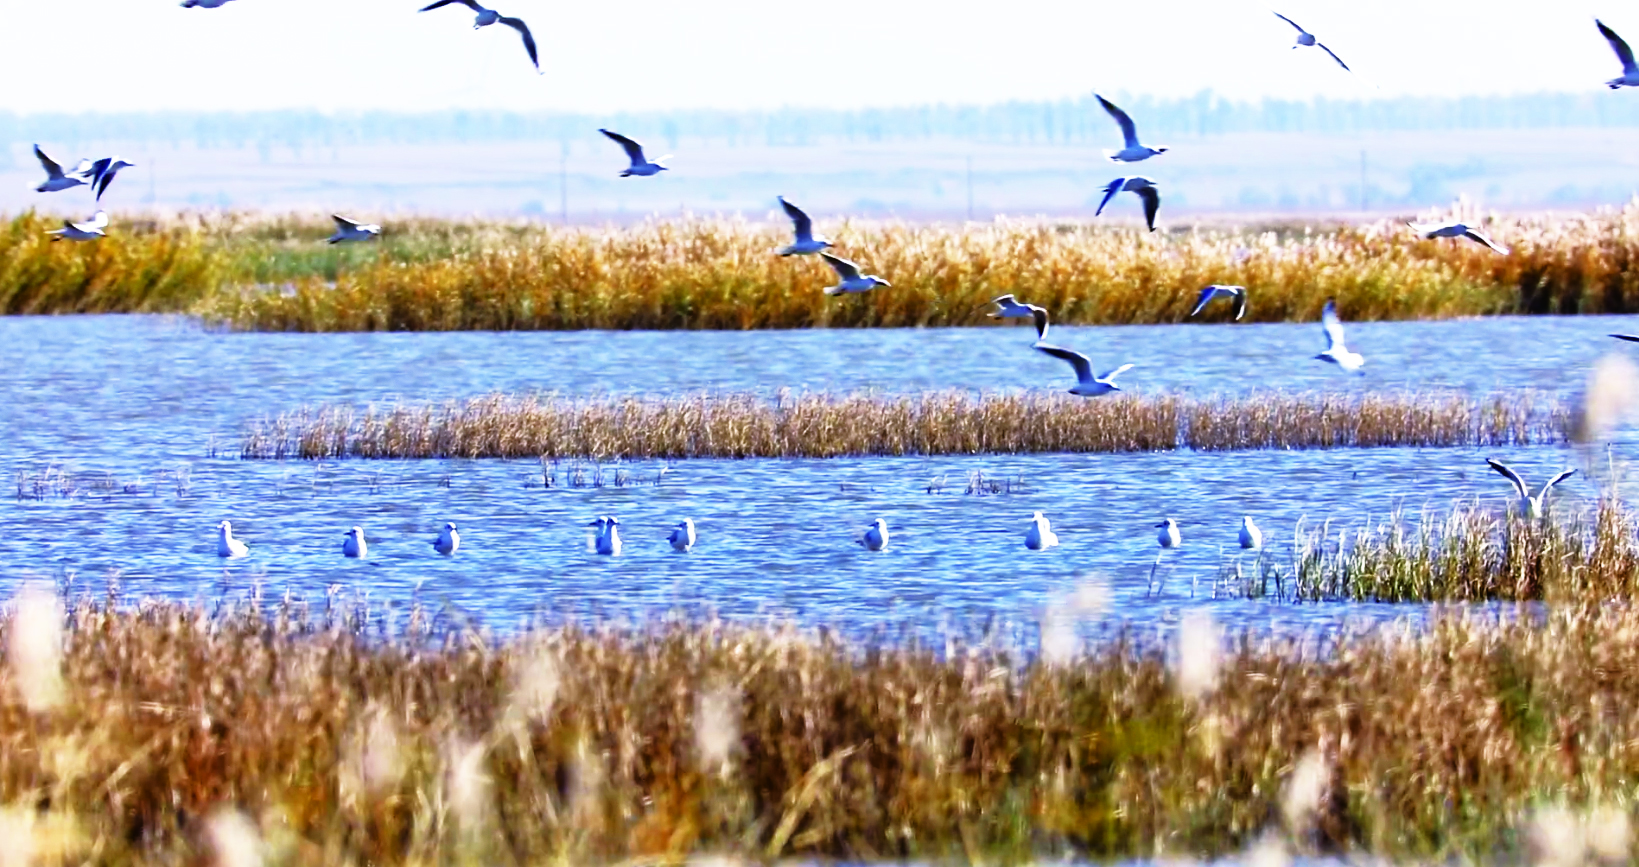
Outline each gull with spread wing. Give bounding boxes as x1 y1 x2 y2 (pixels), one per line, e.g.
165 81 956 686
1034 342 1134 397
86 157 136 203
1486 459 1575 520
1096 94 1168 163
985 294 1050 340
1599 20 1639 89
1273 12 1350 70
599 129 669 177
48 211 109 242
419 0 540 72
1095 176 1161 232
328 215 381 244
1190 284 1248 321
1314 298 1364 372
33 145 91 193
820 252 890 295
776 197 832 256
1409 221 1508 254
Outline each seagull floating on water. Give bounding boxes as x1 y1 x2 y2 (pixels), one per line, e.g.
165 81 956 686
419 0 540 72
85 157 136 203
1096 95 1168 163
668 518 696 552
857 518 890 552
599 129 669 177
820 252 890 296
776 197 832 256
216 520 249 558
48 211 109 242
1238 517 1262 550
1314 298 1364 373
33 145 90 193
1598 20 1639 89
589 516 622 556
1156 518 1181 549
1408 221 1508 254
328 215 381 244
343 527 368 559
181 0 237 6
1025 512 1059 550
433 522 460 555
1035 342 1134 396
1273 13 1350 70
1191 285 1248 321
986 295 1050 341
1486 459 1575 520
1095 177 1161 232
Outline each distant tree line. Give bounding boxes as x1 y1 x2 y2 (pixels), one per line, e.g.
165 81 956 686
5 91 1639 151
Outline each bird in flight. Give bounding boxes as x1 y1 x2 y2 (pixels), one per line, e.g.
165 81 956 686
1096 94 1168 163
420 0 540 72
776 197 832 256
327 215 382 244
820 253 890 295
1190 285 1248 321
1408 221 1509 254
1096 177 1161 232
32 145 91 193
985 294 1050 341
1273 13 1350 71
599 129 669 177
1034 342 1134 397
1313 298 1364 372
1598 20 1639 89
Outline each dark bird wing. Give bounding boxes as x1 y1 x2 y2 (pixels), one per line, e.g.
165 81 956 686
1600 20 1638 72
33 145 63 178
94 169 119 201
1316 42 1350 71
1035 342 1094 383
1486 458 1530 499
779 196 813 240
1272 12 1306 33
1096 94 1140 148
419 0 481 10
1611 334 1639 342
1461 228 1508 254
1540 468 1577 498
1030 307 1049 341
1135 184 1160 232
1095 178 1125 217
498 17 539 70
1232 288 1247 321
600 129 646 164
820 251 863 281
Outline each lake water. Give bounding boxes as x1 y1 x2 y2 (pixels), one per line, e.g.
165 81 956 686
1 314 1629 638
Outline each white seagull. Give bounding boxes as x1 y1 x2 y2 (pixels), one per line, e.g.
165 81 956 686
85 157 136 203
343 527 368 559
589 516 622 556
1156 518 1181 549
433 522 460 555
1486 459 1575 520
181 0 237 6
1095 177 1161 232
1599 20 1639 89
820 252 890 295
328 215 382 245
1273 13 1350 71
1238 516 1262 550
599 129 669 177
33 145 91 193
1314 298 1365 373
419 0 540 72
1096 94 1168 163
1025 512 1060 550
668 518 697 552
1408 221 1508 254
216 520 249 558
1190 285 1248 321
47 211 109 242
986 294 1050 341
1034 342 1134 397
857 518 890 552
776 197 832 256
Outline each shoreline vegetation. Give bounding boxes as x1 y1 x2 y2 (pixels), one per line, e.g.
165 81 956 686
3 587 1638 863
238 390 1569 460
5 206 1639 329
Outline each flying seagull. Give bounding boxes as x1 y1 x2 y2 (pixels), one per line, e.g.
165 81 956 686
85 157 136 202
599 129 668 177
48 211 109 242
1599 20 1639 89
1273 13 1350 71
820 252 890 295
776 197 832 255
986 294 1050 340
1409 221 1508 254
1095 177 1161 232
1096 94 1168 163
216 521 249 558
33 145 90 193
1190 285 1248 321
1486 459 1575 520
327 215 381 244
433 522 460 555
419 0 540 72
668 518 697 552
1034 342 1134 396
856 518 890 552
1025 512 1060 550
1314 298 1364 372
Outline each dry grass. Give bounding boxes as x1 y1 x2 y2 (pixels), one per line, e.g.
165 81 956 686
5 586 1639 863
0 212 223 314
238 390 1567 460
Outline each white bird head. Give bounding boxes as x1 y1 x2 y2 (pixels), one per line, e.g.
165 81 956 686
218 520 232 533
346 526 363 538
444 522 458 532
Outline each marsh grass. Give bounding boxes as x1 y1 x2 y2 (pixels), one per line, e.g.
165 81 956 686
5 588 1639 863
239 390 1567 460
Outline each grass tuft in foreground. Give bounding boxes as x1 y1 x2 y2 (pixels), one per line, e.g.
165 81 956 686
239 390 1567 459
5 588 1639 863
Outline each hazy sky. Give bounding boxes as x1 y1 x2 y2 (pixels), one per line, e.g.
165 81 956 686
0 0 1627 114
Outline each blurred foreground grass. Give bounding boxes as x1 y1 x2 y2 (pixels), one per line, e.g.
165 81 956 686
9 204 1639 329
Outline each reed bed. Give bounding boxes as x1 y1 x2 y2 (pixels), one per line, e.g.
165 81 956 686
0 212 223 314
6 586 1639 863
239 390 1567 460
